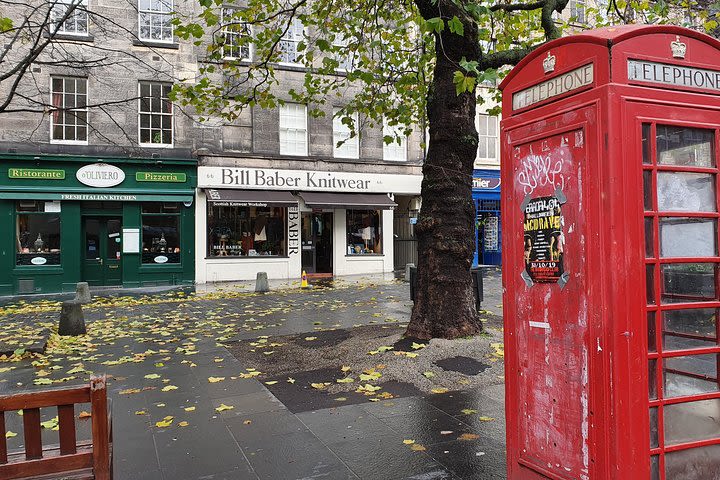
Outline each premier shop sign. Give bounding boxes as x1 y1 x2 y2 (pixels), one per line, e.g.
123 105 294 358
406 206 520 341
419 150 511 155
198 167 422 194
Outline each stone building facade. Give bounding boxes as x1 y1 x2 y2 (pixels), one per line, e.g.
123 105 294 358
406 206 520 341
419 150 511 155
0 0 423 293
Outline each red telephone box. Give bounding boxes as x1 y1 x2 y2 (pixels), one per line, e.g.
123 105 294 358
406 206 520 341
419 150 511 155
501 25 720 479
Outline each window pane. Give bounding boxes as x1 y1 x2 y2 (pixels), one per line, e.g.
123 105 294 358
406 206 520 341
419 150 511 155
142 215 180 263
664 353 719 398
647 264 656 305
665 443 720 479
207 205 287 257
650 455 660 480
645 217 654 257
642 124 652 165
643 170 653 210
665 398 720 445
657 172 716 212
16 212 61 265
660 218 717 258
648 311 657 353
649 407 659 448
649 358 657 400
346 210 383 254
664 308 717 351
662 263 718 304
657 125 715 167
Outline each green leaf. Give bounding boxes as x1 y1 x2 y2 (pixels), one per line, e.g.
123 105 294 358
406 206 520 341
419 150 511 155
425 17 445 33
447 16 464 36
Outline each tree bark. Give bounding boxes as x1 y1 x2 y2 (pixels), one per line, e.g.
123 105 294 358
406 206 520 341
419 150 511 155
406 0 483 339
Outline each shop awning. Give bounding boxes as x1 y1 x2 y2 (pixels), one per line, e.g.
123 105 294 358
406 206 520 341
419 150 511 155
298 192 397 210
205 189 297 207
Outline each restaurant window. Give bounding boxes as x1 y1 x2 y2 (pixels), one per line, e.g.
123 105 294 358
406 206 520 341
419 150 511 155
138 0 173 42
51 76 88 143
346 210 382 254
16 201 61 265
51 0 88 35
207 205 287 257
142 203 181 264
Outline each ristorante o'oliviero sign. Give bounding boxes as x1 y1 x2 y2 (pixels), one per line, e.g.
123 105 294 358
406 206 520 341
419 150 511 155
76 163 125 188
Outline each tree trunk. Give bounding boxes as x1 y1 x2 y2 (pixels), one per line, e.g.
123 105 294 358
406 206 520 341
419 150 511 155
406 0 483 339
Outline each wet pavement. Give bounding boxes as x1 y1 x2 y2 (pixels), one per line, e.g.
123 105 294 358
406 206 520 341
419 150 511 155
0 270 506 479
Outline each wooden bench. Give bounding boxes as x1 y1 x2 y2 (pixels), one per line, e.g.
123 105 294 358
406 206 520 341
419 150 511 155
0 375 112 480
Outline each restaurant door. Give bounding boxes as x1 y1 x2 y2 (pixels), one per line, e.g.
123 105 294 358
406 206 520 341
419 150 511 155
301 212 333 274
82 216 122 286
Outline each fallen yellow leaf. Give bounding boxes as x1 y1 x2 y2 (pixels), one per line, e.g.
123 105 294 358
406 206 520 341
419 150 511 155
184 407 196 412
265 381 278 385
336 377 354 383
340 366 351 372
304 337 317 341
161 385 178 392
311 382 331 390
78 411 92 419
403 439 415 445
144 373 161 379
178 421 189 427
479 416 495 422
5 431 17 438
208 377 225 383
215 404 234 412
410 444 427 451
431 388 449 394
458 433 480 441
461 409 478 415
287 377 296 384
155 418 173 428
135 410 147 415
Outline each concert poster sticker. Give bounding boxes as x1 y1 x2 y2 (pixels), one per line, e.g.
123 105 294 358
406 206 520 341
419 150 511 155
523 194 566 285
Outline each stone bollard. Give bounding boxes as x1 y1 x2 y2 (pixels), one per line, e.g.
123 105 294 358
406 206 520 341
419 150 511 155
255 272 270 293
59 300 86 336
74 282 91 303
405 263 415 282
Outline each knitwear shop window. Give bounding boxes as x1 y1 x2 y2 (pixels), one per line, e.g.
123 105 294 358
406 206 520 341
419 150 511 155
207 205 287 257
346 209 382 254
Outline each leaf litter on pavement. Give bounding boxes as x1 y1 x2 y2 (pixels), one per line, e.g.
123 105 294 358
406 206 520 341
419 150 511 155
0 279 503 447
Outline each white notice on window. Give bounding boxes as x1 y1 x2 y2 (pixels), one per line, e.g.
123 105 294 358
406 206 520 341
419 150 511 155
122 228 140 253
44 201 61 212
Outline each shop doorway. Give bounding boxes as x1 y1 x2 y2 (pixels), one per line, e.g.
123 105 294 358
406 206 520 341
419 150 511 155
82 216 122 286
301 212 333 274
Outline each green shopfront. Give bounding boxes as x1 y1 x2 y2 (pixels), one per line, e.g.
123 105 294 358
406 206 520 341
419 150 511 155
0 155 196 295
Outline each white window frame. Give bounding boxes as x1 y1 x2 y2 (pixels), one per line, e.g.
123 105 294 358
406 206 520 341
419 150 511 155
333 35 354 72
222 8 252 61
279 103 308 156
383 119 407 162
278 18 304 65
138 0 173 43
333 109 359 159
51 0 89 36
569 0 586 24
138 81 174 147
476 113 499 164
50 76 89 145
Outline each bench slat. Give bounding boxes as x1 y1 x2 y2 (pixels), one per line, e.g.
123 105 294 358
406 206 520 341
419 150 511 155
0 448 93 479
0 411 7 464
0 387 90 412
58 404 77 455
23 408 42 460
